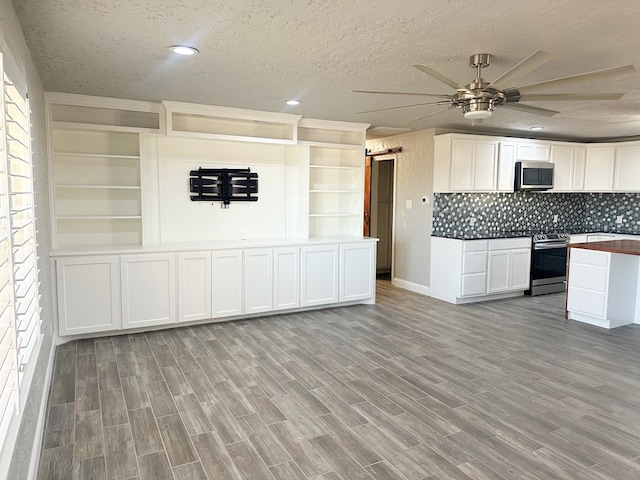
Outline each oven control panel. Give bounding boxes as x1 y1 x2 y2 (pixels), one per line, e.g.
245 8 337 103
533 232 570 243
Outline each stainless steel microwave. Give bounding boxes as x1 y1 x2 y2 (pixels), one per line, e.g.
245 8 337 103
514 161 554 191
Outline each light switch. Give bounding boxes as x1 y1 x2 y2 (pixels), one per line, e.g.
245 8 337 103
405 200 413 209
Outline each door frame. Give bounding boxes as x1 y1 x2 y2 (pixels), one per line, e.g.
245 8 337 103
369 154 397 281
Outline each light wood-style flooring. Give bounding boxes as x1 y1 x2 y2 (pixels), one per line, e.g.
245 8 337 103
37 281 640 479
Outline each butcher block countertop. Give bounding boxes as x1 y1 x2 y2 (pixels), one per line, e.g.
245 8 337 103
569 239 640 256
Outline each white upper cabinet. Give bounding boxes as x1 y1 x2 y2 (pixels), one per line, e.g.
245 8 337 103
584 144 616 192
436 133 640 194
516 142 550 161
549 144 574 192
497 142 516 192
613 143 640 192
549 143 587 192
434 134 498 192
572 146 586 191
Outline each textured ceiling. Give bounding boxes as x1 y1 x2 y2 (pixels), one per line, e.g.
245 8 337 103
12 0 640 140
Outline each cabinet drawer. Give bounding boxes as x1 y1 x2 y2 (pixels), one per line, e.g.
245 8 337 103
570 248 610 267
568 264 608 292
568 288 606 318
461 273 486 297
489 238 531 250
462 251 487 274
463 240 488 252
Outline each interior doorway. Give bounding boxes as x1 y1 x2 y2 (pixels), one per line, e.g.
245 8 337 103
367 156 395 280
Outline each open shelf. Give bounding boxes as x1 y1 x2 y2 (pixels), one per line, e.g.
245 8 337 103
50 128 143 247
306 145 364 238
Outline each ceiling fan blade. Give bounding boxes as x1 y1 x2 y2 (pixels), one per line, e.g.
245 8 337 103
519 93 624 102
410 107 455 123
356 101 449 114
487 51 552 90
518 64 635 93
352 89 451 98
501 103 559 117
412 64 466 91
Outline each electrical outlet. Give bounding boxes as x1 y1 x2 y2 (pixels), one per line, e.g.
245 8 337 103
469 217 476 226
616 215 623 224
405 200 413 209
553 214 558 223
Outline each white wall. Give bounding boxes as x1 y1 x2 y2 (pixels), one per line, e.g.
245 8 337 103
366 129 435 292
154 136 287 242
0 0 55 479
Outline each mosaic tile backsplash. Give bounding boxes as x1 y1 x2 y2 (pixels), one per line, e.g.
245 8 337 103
433 192 640 238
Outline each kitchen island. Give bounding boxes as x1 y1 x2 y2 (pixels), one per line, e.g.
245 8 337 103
567 239 640 328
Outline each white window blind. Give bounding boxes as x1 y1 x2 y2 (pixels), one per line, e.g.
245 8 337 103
0 52 41 449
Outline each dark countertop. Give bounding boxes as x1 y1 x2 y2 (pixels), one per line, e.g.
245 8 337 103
432 230 640 241
569 239 640 256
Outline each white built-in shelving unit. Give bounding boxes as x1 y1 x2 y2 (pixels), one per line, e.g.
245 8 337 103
47 93 163 248
51 129 143 246
297 118 366 238
308 145 364 237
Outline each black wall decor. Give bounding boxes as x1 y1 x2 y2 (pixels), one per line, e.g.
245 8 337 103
189 168 258 207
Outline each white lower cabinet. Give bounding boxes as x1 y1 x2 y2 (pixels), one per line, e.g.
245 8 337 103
54 239 376 336
273 247 300 311
430 236 531 304
121 254 176 329
56 256 121 335
177 252 211 322
212 250 243 318
487 248 531 293
566 247 639 329
340 242 376 302
300 244 339 307
244 249 273 315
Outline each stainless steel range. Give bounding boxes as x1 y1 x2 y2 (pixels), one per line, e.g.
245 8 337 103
527 232 570 296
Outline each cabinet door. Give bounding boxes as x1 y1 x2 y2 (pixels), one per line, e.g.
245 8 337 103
212 250 243 318
497 142 516 192
340 242 376 302
57 256 121 335
121 254 176 329
273 247 300 311
474 141 498 191
449 139 475 191
300 245 339 307
517 142 550 161
614 145 640 192
178 252 211 323
572 146 586 191
550 144 574 192
487 251 510 293
584 146 615 191
510 249 531 290
244 249 273 315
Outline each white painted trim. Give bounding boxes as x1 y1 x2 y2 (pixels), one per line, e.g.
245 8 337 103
26 341 56 480
392 277 430 296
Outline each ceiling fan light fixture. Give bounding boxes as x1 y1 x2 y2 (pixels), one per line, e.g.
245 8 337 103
463 98 494 119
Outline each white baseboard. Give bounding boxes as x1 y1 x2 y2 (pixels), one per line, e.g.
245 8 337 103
26 340 56 480
392 278 430 296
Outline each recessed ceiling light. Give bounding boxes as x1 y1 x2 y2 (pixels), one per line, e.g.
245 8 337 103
286 100 301 106
530 126 544 131
169 45 199 56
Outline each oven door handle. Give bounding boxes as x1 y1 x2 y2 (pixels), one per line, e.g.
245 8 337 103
533 243 568 250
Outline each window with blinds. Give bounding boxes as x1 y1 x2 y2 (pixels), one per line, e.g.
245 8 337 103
0 53 41 449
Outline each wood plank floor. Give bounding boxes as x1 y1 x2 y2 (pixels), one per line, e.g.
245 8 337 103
37 280 640 479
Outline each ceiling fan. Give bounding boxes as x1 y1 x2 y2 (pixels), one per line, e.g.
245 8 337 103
353 51 635 122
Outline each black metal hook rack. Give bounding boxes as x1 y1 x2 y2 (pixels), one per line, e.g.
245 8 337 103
189 168 258 208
